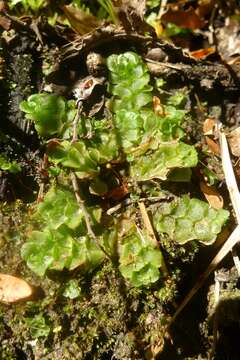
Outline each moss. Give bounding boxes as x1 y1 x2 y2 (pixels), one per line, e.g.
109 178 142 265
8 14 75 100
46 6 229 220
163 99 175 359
0 198 194 359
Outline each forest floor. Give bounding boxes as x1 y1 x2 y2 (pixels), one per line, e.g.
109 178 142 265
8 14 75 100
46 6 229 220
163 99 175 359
1 1 240 359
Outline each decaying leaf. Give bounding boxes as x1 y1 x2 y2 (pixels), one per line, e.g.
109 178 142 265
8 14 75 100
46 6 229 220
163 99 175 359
203 117 216 135
73 76 105 101
203 117 219 156
0 1 6 11
205 137 220 155
196 0 215 18
200 181 224 209
228 127 240 157
63 5 102 35
161 7 205 30
189 47 215 60
0 274 33 303
216 17 240 61
0 14 10 30
113 0 152 33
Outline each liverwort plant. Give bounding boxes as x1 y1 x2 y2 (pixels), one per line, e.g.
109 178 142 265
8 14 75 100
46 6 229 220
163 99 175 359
106 52 198 181
20 94 76 137
21 187 104 276
0 155 21 174
9 0 46 12
119 228 163 287
153 196 229 245
20 51 229 288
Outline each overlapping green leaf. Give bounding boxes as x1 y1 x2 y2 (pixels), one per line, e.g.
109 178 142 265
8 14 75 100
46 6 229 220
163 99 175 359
21 226 104 276
35 187 83 230
107 52 189 157
47 140 100 178
119 229 163 287
130 142 198 181
21 187 104 276
0 155 21 174
153 196 229 244
20 93 76 137
19 51 230 290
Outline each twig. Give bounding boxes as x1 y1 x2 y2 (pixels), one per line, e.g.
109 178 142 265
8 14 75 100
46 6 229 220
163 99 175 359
218 121 240 275
71 101 82 143
217 122 240 224
146 59 183 71
70 172 95 239
70 172 111 259
107 196 171 215
138 202 158 247
70 97 110 259
138 201 169 277
107 199 131 215
169 224 240 325
231 248 240 276
170 122 240 324
158 0 168 19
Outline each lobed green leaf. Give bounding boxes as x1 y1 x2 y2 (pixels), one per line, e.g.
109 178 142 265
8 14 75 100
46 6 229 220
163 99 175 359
21 226 104 276
0 155 21 174
20 93 76 137
153 196 229 244
47 140 100 178
130 142 198 181
119 229 163 287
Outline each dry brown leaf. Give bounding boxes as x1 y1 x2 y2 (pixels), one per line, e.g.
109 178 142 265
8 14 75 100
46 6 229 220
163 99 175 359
189 47 215 60
0 274 33 303
105 181 129 201
113 0 152 33
113 0 146 19
63 5 102 35
153 96 164 116
206 136 220 155
196 0 215 18
161 7 205 30
216 18 240 61
0 0 7 12
203 117 216 135
0 14 10 30
228 127 240 157
200 181 224 209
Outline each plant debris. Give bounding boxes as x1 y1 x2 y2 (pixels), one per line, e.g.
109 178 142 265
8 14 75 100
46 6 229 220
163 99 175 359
1 1 240 359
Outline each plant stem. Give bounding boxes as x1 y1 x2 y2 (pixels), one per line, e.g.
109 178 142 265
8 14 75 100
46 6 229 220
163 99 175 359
217 122 240 224
70 100 110 259
97 0 118 25
138 201 169 277
170 224 240 325
70 172 111 259
72 100 82 143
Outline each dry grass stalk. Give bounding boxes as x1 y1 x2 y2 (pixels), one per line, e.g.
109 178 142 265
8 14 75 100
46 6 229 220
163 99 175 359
170 122 240 324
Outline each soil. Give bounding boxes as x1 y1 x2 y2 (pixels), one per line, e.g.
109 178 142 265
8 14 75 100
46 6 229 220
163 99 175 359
1 2 240 360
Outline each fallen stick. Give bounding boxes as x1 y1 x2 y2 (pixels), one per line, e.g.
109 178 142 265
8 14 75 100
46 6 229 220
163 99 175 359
217 122 240 224
170 224 240 325
170 122 240 323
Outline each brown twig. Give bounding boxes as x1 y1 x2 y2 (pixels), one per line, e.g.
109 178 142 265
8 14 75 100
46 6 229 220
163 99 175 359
70 96 110 259
71 100 82 143
217 122 240 224
170 121 240 324
70 172 111 259
138 201 169 277
169 224 240 325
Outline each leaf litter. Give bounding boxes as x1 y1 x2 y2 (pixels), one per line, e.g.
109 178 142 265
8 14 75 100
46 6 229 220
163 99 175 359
1 0 240 359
